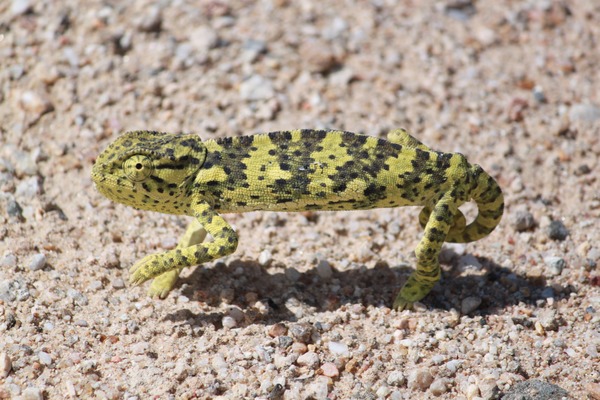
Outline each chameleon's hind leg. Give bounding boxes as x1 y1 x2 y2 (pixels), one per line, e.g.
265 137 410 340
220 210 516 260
419 206 466 237
394 198 457 310
147 219 207 298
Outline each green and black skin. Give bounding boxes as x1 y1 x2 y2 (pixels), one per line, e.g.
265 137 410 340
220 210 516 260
91 128 504 310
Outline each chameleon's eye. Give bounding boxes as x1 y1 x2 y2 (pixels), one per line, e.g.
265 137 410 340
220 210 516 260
123 155 152 182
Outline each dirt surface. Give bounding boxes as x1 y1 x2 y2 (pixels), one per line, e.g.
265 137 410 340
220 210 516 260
1 0 599 399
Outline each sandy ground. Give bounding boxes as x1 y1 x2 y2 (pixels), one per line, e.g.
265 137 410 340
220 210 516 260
1 0 599 399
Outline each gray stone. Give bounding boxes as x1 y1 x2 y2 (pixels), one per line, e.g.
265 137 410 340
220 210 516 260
513 210 536 232
544 256 566 276
569 103 600 122
461 296 482 314
546 220 569 241
316 259 333 280
29 253 46 271
502 379 568 400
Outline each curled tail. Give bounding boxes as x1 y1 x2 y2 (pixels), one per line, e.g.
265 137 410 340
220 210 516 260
447 164 504 243
418 164 503 243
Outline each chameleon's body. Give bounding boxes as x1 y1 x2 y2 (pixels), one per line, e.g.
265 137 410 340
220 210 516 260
91 129 503 309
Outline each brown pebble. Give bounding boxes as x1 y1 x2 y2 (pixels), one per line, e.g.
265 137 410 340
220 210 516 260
586 382 600 400
299 40 337 73
508 98 529 122
268 323 288 337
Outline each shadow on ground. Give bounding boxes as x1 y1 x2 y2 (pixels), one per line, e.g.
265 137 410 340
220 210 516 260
163 248 570 328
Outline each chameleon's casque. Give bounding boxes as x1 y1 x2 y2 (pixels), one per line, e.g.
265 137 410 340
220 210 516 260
92 129 504 309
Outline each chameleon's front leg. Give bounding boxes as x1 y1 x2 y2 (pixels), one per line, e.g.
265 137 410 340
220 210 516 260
129 200 238 289
147 219 207 298
393 198 456 310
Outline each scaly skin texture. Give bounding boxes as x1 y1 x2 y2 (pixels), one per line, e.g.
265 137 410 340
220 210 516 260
91 129 504 310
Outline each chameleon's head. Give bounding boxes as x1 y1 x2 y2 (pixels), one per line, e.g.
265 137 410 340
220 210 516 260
91 131 207 213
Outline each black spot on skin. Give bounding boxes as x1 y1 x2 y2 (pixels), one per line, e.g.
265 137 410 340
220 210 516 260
280 163 290 171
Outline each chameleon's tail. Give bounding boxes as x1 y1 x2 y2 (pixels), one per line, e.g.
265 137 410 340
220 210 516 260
419 164 504 243
446 165 504 243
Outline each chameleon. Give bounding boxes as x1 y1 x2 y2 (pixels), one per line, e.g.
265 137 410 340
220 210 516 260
91 128 504 310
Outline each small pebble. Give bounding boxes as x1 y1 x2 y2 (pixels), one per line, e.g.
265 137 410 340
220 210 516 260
268 323 287 337
387 371 405 386
6 198 23 219
461 296 482 314
258 249 272 266
512 210 536 232
136 6 162 33
328 341 349 356
316 259 333 280
430 378 449 396
569 103 600 122
407 368 434 391
285 267 301 282
38 351 52 366
189 26 219 53
67 288 88 306
376 386 391 398
16 176 41 198
1 254 17 268
502 380 568 400
546 220 569 241
479 378 500 399
289 323 313 343
0 352 12 378
319 362 339 378
21 387 43 400
131 342 149 355
278 336 293 348
445 360 462 374
299 40 336 73
222 316 237 329
239 75 275 101
458 254 482 270
296 351 319 368
537 309 559 331
586 383 600 399
19 90 54 118
28 253 46 271
112 278 125 289
11 0 31 15
466 383 480 398
544 256 566 276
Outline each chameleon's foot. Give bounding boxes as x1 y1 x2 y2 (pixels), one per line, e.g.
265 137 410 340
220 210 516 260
129 254 167 286
392 274 436 311
148 268 182 299
392 296 415 311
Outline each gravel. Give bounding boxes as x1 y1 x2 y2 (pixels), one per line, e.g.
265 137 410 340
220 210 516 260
1 0 598 398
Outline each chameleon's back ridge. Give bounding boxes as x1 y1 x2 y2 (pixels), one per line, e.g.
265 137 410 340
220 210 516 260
92 128 504 310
